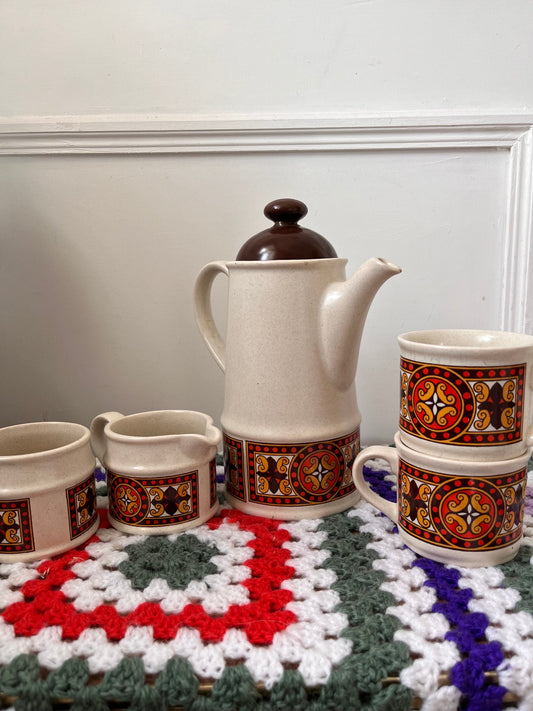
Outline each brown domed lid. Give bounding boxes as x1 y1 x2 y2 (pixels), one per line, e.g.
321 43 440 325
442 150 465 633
236 198 338 261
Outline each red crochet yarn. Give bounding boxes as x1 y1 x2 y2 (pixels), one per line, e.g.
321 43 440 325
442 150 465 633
2 508 297 646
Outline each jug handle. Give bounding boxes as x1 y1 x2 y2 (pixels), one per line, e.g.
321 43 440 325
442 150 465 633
90 411 123 464
193 261 229 372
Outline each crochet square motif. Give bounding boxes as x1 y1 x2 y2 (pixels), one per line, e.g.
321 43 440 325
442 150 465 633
1 464 533 709
0 505 352 691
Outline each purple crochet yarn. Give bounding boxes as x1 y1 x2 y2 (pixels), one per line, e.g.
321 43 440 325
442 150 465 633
362 457 527 709
94 466 107 483
524 485 533 516
413 558 506 710
362 464 397 503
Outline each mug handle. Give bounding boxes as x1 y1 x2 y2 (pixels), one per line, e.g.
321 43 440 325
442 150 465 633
193 261 230 372
352 446 399 523
90 411 123 463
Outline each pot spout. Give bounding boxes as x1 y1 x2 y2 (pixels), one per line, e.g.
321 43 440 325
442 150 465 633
319 257 401 391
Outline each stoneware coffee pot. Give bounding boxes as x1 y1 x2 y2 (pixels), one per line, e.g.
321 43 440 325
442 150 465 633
194 198 401 519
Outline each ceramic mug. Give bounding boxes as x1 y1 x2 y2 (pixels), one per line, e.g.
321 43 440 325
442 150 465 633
0 421 99 562
90 410 221 534
399 329 533 460
353 433 530 567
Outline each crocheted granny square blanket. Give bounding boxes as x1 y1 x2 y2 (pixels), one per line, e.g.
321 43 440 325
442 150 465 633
0 462 533 711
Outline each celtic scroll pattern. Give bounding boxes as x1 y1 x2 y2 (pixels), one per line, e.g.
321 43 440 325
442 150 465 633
473 381 516 431
400 358 526 446
244 430 360 507
67 474 98 540
397 460 527 551
0 499 34 554
108 470 203 527
414 381 459 427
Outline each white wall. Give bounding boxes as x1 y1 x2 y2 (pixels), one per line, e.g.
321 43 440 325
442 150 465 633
2 1 533 117
1 1 533 445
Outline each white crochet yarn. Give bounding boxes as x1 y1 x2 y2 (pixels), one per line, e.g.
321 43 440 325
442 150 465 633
350 501 461 706
456 513 533 704
0 511 353 690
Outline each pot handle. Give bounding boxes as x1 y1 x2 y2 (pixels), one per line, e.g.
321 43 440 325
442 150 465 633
352 446 399 523
193 261 229 372
90 411 123 464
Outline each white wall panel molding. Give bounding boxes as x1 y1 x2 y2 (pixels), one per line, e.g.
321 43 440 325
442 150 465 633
1 113 532 334
502 126 533 334
0 113 532 155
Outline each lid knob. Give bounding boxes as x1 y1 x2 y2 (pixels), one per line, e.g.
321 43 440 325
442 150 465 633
263 198 308 224
236 198 338 261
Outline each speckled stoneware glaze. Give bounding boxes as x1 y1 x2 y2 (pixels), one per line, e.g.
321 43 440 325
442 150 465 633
399 329 533 461
0 421 99 563
90 410 221 534
194 198 401 519
353 432 531 567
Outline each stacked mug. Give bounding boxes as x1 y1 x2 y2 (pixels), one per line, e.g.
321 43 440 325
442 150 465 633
354 330 533 567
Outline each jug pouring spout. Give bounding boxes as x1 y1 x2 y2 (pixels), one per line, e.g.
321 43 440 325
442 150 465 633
319 257 401 391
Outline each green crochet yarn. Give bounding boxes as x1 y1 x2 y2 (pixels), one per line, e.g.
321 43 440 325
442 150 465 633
98 657 145 702
119 534 218 591
339 590 398 625
69 687 109 711
14 683 52 711
350 644 406 695
0 654 40 695
128 684 166 711
317 511 412 711
45 657 90 698
265 670 312 711
315 668 363 711
343 614 400 653
500 545 533 615
210 665 262 711
0 503 414 710
362 683 413 711
153 656 199 708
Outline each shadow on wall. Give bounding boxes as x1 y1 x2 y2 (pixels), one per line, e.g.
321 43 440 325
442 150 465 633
0 201 111 428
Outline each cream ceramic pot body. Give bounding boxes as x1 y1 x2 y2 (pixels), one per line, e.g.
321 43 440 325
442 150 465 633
194 257 400 519
399 329 533 460
0 422 99 562
90 410 221 534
